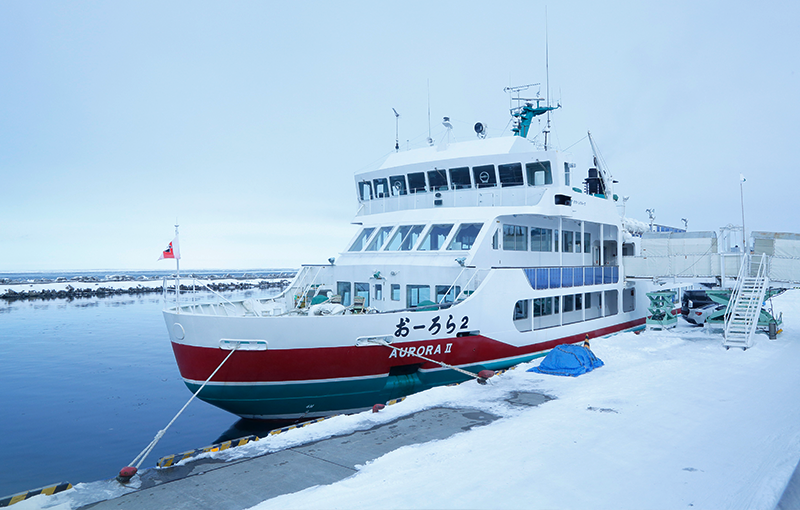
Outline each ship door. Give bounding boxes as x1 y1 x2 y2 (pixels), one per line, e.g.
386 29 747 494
593 244 601 266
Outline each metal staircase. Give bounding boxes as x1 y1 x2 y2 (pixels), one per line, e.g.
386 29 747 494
723 254 769 350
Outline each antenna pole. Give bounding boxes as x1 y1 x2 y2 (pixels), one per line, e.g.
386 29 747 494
544 8 551 151
427 79 433 145
392 108 400 152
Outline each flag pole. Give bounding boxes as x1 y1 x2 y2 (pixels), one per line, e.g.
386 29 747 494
175 223 180 313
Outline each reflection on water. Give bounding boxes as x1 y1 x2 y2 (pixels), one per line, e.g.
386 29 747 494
0 288 280 498
214 417 321 444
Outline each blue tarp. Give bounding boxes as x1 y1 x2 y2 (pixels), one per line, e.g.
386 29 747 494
528 344 604 377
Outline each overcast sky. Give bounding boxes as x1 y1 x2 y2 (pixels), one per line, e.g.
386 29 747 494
2 1 798 272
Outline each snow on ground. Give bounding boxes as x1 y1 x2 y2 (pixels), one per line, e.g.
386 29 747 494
15 290 800 510
246 290 800 510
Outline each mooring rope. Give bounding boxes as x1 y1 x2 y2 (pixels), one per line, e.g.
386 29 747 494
367 338 491 384
126 345 238 471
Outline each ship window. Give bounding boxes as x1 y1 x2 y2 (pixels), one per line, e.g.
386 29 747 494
449 167 471 189
575 231 581 253
564 294 575 312
348 227 375 252
365 226 393 251
492 228 500 249
373 178 389 198
427 169 448 191
498 163 523 187
385 225 424 251
564 162 571 186
503 225 527 251
533 297 553 317
513 299 529 320
435 285 461 304
355 283 370 307
337 282 352 307
575 293 583 310
473 164 497 188
408 172 427 193
563 231 573 253
447 223 482 250
419 224 453 251
526 161 552 186
375 284 383 301
530 227 552 252
584 233 591 253
554 229 559 252
390 175 407 196
358 181 373 200
391 284 400 301
407 285 430 308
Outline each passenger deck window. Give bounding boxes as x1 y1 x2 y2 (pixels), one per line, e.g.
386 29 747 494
427 169 448 191
473 164 497 188
498 163 523 187
365 226 393 251
358 181 373 200
418 224 453 251
531 227 552 252
373 178 389 198
447 223 483 250
354 282 370 307
449 167 471 189
348 228 375 252
503 225 527 251
435 285 461 304
563 231 573 253
385 225 424 251
337 282 352 307
390 175 407 196
526 161 552 186
407 285 430 308
391 284 400 301
408 172 427 193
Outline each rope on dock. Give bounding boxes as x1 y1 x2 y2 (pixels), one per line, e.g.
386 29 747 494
118 345 239 482
366 338 494 384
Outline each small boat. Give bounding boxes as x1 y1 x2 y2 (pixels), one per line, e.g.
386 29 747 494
163 92 656 419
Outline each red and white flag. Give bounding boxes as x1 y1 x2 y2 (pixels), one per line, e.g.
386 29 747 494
158 236 181 260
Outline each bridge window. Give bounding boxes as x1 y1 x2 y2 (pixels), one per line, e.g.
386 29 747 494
365 226 393 251
375 284 383 301
348 227 376 252
358 181 373 200
498 163 523 187
564 162 571 186
473 164 497 188
449 167 471 189
503 225 527 251
390 175 407 196
526 161 552 186
419 224 453 251
427 169 448 191
391 284 400 301
531 227 553 252
408 172 427 193
385 225 424 251
407 285 430 308
447 223 483 250
373 178 389 198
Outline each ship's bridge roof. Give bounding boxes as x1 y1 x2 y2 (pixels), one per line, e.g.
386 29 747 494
377 136 540 171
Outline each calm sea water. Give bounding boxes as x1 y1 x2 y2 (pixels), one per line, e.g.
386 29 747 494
0 286 286 497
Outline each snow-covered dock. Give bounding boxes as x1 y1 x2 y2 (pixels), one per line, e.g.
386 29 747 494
11 290 800 510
